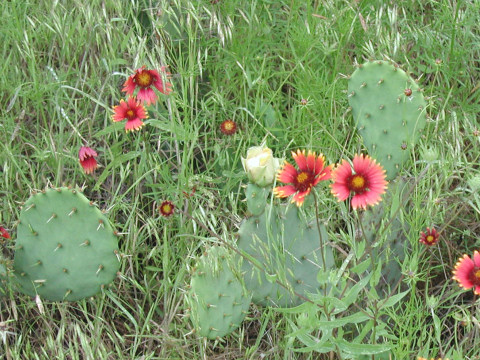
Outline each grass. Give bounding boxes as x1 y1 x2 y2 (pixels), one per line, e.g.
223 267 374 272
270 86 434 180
1 0 480 359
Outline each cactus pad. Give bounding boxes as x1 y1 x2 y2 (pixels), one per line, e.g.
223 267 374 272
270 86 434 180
0 262 8 296
237 204 334 307
348 60 427 179
185 246 251 339
13 187 120 301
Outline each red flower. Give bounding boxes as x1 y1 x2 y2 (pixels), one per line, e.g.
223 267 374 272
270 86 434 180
159 201 175 217
0 226 10 239
78 146 98 174
419 227 440 246
330 154 387 210
112 97 148 132
273 150 333 206
452 250 480 295
122 66 172 105
220 120 237 135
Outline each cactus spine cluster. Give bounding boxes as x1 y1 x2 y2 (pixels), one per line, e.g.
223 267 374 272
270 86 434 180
348 60 427 179
185 246 251 339
13 187 120 301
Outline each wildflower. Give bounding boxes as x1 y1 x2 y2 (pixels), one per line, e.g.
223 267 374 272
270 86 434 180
419 227 440 246
78 146 98 174
452 250 480 295
112 97 148 132
220 119 237 135
159 201 175 217
241 144 281 187
273 150 332 207
0 227 10 239
122 66 172 105
331 154 387 210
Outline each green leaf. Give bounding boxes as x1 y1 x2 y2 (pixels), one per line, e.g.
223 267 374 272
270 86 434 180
341 273 372 307
335 339 391 355
351 259 371 274
379 289 409 309
312 312 370 331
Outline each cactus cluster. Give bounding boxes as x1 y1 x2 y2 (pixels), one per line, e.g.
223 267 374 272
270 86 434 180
185 246 251 339
237 204 334 307
12 187 120 301
348 60 427 179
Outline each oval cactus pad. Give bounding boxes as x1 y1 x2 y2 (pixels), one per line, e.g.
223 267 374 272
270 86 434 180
186 246 251 339
13 187 120 301
348 60 427 179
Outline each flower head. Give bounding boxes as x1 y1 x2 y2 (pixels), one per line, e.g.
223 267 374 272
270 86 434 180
419 227 440 246
452 250 480 295
220 119 237 135
159 201 175 217
330 154 387 210
112 96 148 132
241 144 281 187
0 226 10 239
78 146 98 174
122 66 172 105
273 150 333 206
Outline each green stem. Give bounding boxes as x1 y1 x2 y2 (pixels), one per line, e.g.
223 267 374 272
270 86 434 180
312 190 327 272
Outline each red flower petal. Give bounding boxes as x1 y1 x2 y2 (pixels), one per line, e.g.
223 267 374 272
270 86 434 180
277 162 297 183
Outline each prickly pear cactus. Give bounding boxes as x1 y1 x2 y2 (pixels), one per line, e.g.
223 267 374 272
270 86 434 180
185 246 251 339
237 204 334 307
0 261 8 296
13 187 120 301
361 178 410 292
348 60 427 179
245 183 269 216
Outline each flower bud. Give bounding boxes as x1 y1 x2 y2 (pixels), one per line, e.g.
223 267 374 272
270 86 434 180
241 145 280 187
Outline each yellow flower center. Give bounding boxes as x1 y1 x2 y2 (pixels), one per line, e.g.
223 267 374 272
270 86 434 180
297 172 309 184
350 175 365 190
426 235 434 243
162 204 171 213
135 71 153 87
475 269 480 280
126 109 135 120
224 121 234 131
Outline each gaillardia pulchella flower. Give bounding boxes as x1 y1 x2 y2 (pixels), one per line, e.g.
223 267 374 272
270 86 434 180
159 201 175 217
112 96 148 132
419 227 440 246
452 250 480 295
220 119 237 135
273 150 332 207
78 146 98 174
122 66 172 105
330 154 387 210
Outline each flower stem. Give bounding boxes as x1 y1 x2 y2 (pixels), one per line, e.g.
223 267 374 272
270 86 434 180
312 190 327 273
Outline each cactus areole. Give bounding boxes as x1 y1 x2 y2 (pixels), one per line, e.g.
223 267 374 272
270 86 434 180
13 187 120 301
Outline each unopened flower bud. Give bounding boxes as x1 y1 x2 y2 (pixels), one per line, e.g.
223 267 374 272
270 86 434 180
241 145 280 187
